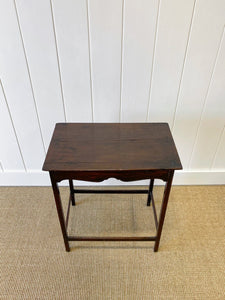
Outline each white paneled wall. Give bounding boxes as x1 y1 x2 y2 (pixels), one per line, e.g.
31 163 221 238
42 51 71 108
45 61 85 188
52 0 93 122
15 0 66 150
147 0 195 126
172 0 225 169
88 0 123 122
0 0 224 185
0 0 45 171
121 0 159 122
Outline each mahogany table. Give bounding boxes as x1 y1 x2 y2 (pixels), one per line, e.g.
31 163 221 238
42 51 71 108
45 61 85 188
42 123 182 252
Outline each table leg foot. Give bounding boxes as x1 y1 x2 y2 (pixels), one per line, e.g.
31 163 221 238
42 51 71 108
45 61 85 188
154 171 174 251
154 241 159 252
50 173 70 252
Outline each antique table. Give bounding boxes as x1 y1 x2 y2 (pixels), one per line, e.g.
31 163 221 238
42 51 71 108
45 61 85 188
42 123 182 252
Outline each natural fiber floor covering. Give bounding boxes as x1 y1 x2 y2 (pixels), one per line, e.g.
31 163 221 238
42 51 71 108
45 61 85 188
0 185 225 299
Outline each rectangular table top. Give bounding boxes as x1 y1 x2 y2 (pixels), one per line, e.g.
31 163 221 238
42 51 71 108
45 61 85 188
42 123 182 172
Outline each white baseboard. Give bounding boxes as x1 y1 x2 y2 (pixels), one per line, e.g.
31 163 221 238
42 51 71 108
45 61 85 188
0 170 224 186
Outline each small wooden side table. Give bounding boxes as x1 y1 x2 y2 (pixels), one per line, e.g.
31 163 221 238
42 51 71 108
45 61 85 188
42 123 182 252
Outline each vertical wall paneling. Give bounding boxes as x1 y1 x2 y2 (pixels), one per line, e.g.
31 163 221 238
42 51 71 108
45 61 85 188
147 0 195 127
0 0 224 184
172 0 225 168
15 0 66 149
51 0 92 122
189 29 225 169
0 1 45 170
212 127 225 169
88 0 123 122
120 0 158 122
86 0 95 122
119 0 125 122
0 81 25 170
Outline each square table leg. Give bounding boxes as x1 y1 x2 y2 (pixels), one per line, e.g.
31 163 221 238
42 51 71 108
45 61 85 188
50 173 70 252
154 170 174 252
49 171 174 253
69 179 76 206
147 179 154 206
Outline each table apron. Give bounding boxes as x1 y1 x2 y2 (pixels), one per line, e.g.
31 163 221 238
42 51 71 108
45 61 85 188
50 170 170 183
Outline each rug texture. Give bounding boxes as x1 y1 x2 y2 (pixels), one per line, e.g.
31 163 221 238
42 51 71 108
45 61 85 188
0 185 225 299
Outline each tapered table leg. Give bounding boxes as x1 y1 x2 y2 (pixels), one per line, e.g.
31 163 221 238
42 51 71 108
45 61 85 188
69 179 75 206
154 170 174 252
50 173 70 252
147 179 154 206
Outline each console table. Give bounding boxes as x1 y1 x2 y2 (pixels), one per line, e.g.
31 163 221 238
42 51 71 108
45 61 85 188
42 123 182 252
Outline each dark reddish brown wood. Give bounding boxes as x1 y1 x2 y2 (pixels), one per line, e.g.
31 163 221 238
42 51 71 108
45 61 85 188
73 189 149 194
65 195 71 230
43 123 182 252
51 169 169 183
68 236 156 242
150 191 158 229
50 174 70 252
43 123 182 172
69 179 75 206
147 179 154 206
154 170 174 252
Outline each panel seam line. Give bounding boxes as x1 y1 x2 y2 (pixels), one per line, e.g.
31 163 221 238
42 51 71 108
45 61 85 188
146 0 161 122
210 125 225 169
0 80 27 171
14 0 46 154
188 26 225 169
86 0 94 122
171 0 197 131
50 0 67 122
119 0 125 122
